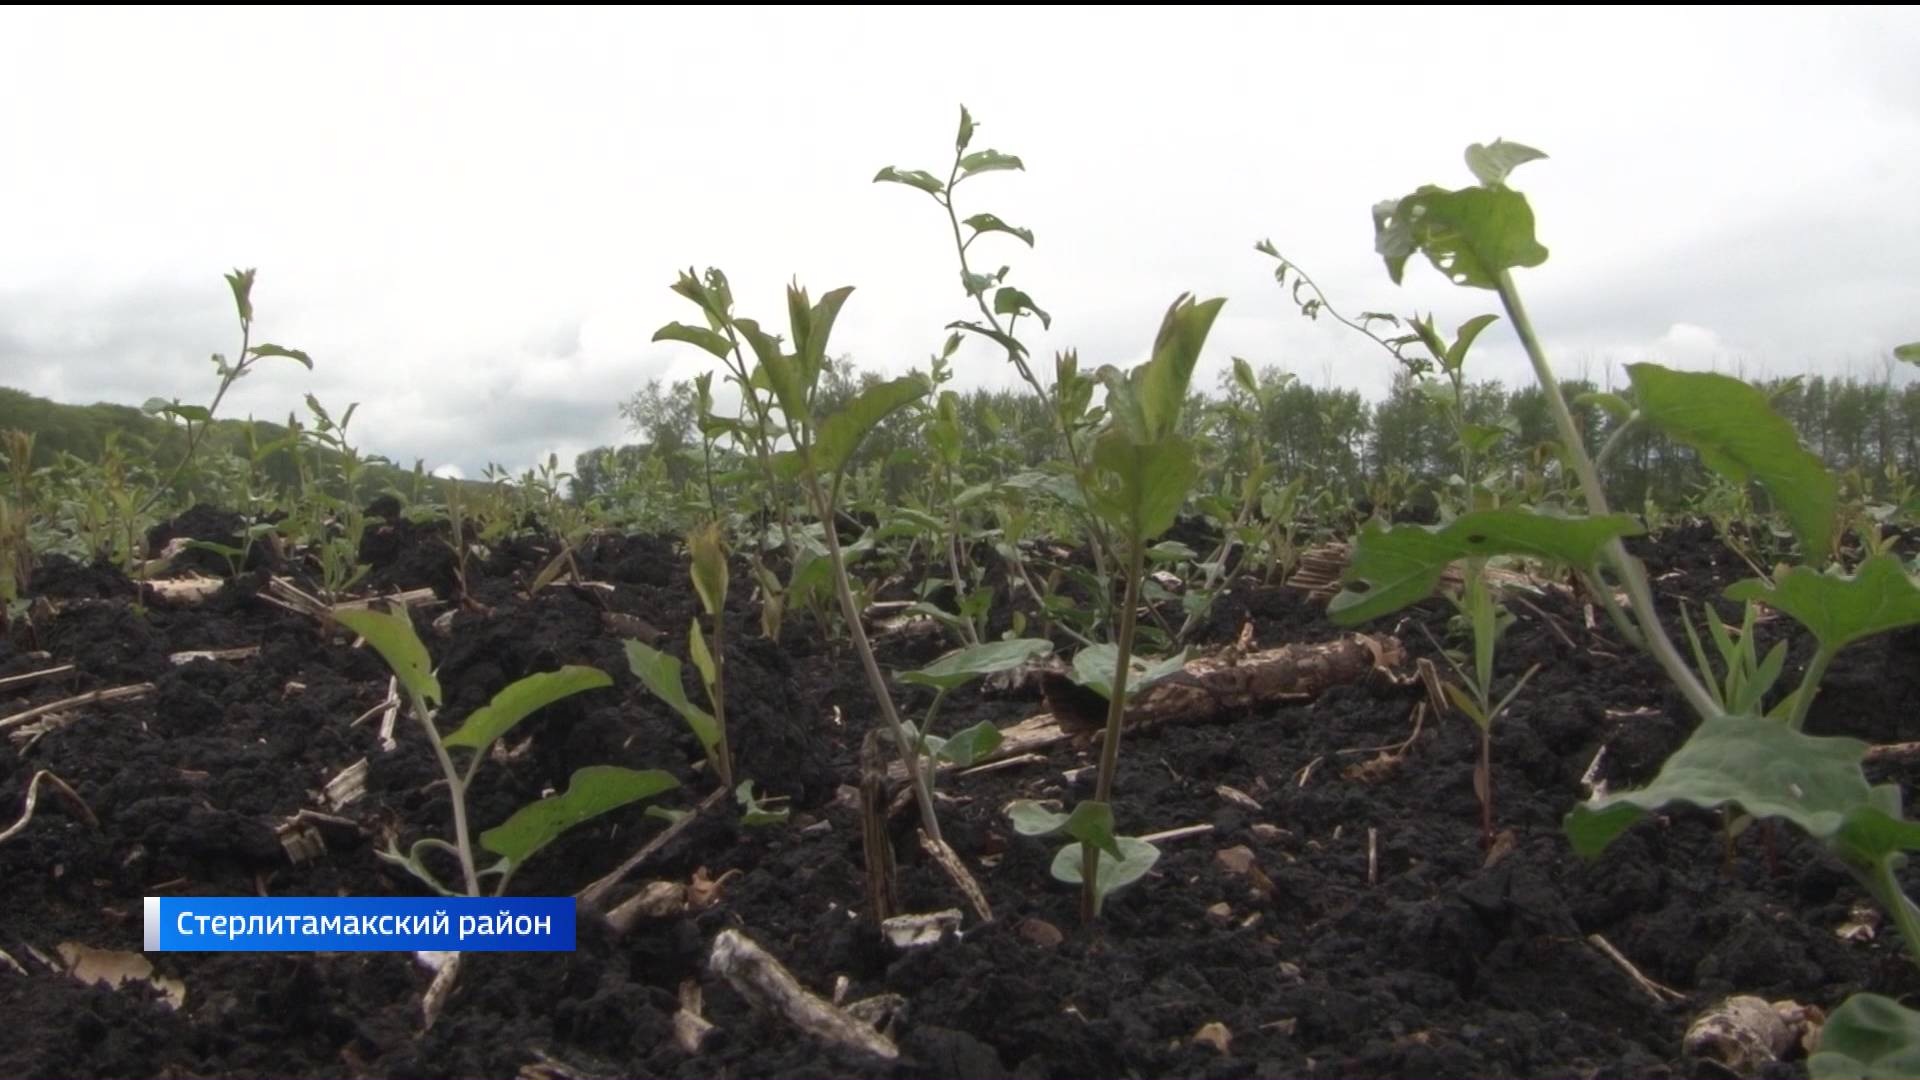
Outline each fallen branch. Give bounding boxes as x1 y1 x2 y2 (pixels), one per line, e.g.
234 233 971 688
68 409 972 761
709 929 898 1061
0 683 155 732
904 635 1403 784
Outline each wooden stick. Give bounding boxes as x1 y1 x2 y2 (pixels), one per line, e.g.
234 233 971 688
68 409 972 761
1867 741 1920 762
168 646 260 665
0 665 75 693
0 683 154 732
1587 933 1685 1003
918 831 991 924
577 786 727 915
1139 823 1215 845
709 929 898 1061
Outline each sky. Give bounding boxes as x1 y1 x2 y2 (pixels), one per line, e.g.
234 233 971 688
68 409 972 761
2 6 1916 479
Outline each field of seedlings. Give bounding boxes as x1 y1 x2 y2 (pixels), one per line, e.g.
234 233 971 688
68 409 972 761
4 114 1920 1080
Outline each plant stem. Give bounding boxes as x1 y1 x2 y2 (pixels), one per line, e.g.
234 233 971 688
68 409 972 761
804 471 943 843
409 688 480 897
1082 538 1146 923
1868 858 1920 973
1786 646 1835 731
1494 271 1719 721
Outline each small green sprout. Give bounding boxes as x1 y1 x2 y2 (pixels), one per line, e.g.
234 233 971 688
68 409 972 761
334 606 677 897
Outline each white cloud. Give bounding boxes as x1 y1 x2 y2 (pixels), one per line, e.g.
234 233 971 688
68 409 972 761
2 7 1916 476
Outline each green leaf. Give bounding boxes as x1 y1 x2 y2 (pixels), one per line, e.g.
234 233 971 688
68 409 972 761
958 150 1023 178
1374 184 1549 289
1137 295 1227 442
1232 356 1260 399
1070 643 1189 701
1810 993 1920 1080
934 721 1002 767
1330 509 1643 625
898 638 1053 691
1576 391 1634 421
1007 799 1071 836
480 765 678 868
1725 554 1920 655
247 343 314 369
1628 363 1836 559
1444 313 1501 371
653 322 734 361
1893 343 1920 366
183 539 244 560
813 374 933 478
1564 713 1876 858
873 166 945 196
1090 431 1197 542
624 641 719 755
225 268 255 325
964 213 1034 248
948 319 1027 358
1007 800 1121 859
687 619 717 694
332 607 441 707
1464 139 1548 188
792 284 854 391
734 318 806 426
735 780 790 827
443 666 612 751
688 521 730 617
955 105 974 152
993 287 1051 330
1049 837 1161 913
150 402 212 424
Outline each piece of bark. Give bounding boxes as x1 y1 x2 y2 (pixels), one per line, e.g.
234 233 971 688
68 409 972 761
709 929 898 1061
1042 633 1404 732
892 634 1402 785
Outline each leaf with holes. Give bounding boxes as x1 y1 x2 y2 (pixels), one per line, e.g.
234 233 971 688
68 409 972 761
1329 509 1642 625
965 213 1034 248
1374 183 1549 288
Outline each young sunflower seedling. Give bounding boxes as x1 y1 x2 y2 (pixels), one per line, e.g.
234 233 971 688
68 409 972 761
1304 138 1920 1075
653 274 945 846
626 520 736 791
334 606 678 897
1006 294 1225 922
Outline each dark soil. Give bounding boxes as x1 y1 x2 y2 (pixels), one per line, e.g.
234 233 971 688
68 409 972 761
4 512 1919 1079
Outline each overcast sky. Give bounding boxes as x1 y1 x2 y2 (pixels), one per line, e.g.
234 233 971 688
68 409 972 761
3 7 1916 478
